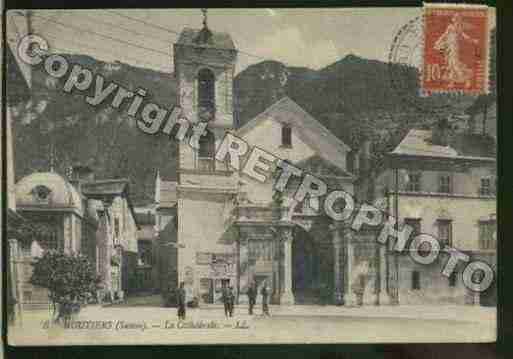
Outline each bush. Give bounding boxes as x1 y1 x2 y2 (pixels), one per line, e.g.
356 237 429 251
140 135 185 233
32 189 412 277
30 251 102 322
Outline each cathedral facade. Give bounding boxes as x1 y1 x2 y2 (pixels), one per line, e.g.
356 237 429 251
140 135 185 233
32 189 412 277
171 23 391 307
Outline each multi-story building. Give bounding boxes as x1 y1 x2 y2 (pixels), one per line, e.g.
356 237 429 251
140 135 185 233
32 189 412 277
12 166 140 307
167 21 399 307
372 118 496 305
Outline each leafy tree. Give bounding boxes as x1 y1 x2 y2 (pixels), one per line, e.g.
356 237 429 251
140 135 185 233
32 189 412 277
30 251 102 322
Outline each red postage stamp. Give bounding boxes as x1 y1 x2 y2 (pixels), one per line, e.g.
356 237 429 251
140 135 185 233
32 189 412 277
422 4 490 94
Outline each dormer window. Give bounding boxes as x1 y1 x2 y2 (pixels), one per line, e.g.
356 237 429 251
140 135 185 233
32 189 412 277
281 124 292 148
32 185 51 202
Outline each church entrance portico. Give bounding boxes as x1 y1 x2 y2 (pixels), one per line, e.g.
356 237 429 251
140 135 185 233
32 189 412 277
234 206 394 307
292 226 333 305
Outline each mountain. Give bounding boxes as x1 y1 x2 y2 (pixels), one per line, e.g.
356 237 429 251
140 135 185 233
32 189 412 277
11 55 179 205
10 44 494 205
234 54 477 164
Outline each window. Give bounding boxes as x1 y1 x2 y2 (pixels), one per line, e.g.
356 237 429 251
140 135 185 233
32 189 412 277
405 218 426 255
411 271 420 290
114 218 120 238
480 178 492 196
281 124 292 147
197 68 215 119
479 220 496 250
437 219 452 247
406 172 422 192
138 240 153 266
438 174 452 193
32 185 51 202
198 130 216 171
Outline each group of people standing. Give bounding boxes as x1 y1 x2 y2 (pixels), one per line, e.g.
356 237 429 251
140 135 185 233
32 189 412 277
175 280 271 320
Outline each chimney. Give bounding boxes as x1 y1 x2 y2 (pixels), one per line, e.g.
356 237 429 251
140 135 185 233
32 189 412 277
432 118 451 146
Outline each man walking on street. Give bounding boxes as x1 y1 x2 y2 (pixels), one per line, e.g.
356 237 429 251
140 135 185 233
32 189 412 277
228 286 235 317
261 280 270 316
177 282 186 320
247 281 257 315
222 283 230 318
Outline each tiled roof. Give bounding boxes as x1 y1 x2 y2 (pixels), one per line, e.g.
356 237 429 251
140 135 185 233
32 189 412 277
392 129 496 159
176 27 236 50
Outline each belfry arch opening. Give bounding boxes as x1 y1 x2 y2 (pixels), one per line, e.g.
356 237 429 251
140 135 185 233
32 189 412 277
197 68 216 112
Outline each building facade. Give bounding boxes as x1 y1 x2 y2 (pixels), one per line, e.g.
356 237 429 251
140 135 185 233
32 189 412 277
12 168 140 307
373 119 497 305
170 22 394 307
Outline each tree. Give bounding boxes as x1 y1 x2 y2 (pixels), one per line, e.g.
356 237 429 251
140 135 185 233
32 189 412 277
30 251 102 322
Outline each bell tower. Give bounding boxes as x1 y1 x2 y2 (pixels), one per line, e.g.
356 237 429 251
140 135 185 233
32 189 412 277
173 10 237 130
173 12 240 302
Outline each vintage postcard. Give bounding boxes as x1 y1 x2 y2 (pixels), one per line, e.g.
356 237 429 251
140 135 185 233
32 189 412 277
4 6 497 345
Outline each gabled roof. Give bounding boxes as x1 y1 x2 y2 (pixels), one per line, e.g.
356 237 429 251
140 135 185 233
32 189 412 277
392 129 496 160
236 96 351 172
176 27 236 51
81 178 140 229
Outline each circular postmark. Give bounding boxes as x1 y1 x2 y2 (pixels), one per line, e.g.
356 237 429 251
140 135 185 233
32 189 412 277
388 16 471 116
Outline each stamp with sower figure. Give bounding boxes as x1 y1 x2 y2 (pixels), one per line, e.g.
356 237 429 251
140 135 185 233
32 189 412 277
422 3 490 95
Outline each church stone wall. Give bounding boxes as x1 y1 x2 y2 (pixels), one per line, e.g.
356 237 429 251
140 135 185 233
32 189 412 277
240 117 317 205
177 191 238 302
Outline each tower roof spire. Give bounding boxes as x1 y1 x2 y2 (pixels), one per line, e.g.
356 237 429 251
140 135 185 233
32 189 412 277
194 8 213 45
201 8 208 29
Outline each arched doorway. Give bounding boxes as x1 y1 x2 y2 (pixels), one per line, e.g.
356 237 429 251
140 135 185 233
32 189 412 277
292 227 333 304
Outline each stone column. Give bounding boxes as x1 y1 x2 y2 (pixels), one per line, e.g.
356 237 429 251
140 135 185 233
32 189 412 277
9 239 23 323
330 224 343 305
238 235 249 304
344 230 357 306
378 245 392 305
272 234 281 304
280 227 295 305
235 236 241 304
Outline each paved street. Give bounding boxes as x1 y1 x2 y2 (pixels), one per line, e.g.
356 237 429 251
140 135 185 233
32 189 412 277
9 303 496 345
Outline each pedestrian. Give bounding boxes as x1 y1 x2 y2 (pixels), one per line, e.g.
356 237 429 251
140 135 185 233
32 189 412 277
177 282 186 320
222 283 230 318
228 286 235 317
247 281 257 315
261 280 270 316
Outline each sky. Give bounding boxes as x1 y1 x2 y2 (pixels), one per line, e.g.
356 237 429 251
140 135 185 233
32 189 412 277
7 8 495 75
